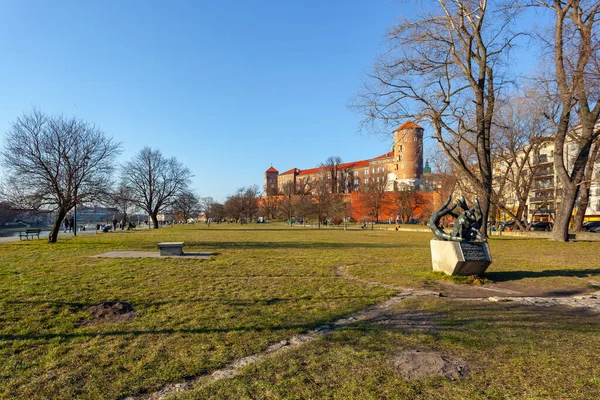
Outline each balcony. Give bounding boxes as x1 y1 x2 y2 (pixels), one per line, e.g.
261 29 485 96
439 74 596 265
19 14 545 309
530 207 555 215
529 195 554 203
533 168 554 177
531 183 555 191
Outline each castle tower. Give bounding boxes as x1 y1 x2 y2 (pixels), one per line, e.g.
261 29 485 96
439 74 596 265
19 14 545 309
265 166 279 195
392 121 424 187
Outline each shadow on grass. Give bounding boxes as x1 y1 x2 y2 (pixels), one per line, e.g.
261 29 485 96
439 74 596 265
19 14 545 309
485 268 600 282
5 294 385 309
182 241 407 250
0 323 318 341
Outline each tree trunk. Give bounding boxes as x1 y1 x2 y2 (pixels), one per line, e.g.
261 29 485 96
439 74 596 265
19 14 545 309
151 213 159 229
573 185 590 232
552 183 578 242
49 209 68 243
572 143 599 231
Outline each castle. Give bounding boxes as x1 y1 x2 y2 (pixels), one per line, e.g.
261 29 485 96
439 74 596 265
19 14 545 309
265 121 426 195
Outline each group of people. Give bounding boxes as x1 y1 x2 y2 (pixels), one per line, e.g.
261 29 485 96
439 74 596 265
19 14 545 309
95 218 136 233
63 216 75 232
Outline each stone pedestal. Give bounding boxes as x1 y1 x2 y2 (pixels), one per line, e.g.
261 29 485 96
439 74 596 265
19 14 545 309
430 239 492 276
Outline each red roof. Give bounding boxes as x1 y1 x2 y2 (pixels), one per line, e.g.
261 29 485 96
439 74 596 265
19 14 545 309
266 166 278 173
372 152 394 160
395 121 423 131
280 168 297 175
298 167 321 176
341 159 369 169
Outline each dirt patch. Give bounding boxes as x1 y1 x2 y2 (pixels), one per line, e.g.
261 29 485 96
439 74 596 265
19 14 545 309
78 301 136 326
392 349 470 381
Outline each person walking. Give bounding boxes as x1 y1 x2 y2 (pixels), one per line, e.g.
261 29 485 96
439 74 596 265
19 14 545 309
68 216 74 233
64 217 69 233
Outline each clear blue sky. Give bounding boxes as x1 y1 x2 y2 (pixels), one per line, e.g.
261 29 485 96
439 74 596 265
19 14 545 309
0 0 542 202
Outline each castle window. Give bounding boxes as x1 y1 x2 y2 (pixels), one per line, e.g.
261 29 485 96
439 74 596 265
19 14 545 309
401 165 405 169
404 137 408 142
414 137 418 141
395 164 398 171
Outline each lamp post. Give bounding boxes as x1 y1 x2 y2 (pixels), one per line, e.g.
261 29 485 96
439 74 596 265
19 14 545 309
74 186 78 236
74 156 89 236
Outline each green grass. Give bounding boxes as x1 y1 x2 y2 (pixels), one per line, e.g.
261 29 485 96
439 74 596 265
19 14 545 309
180 297 600 400
0 224 599 399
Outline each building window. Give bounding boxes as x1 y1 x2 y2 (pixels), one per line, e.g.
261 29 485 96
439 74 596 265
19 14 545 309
401 165 404 169
414 137 417 141
404 137 408 142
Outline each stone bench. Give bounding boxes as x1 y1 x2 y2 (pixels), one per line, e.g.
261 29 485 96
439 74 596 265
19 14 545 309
157 242 185 256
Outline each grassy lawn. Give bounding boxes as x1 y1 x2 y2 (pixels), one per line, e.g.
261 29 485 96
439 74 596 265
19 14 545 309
181 297 600 400
1 224 599 399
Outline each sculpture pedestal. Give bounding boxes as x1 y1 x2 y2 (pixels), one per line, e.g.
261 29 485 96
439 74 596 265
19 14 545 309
430 239 492 276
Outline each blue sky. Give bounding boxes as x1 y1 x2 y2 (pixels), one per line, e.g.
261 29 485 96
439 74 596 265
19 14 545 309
0 0 543 202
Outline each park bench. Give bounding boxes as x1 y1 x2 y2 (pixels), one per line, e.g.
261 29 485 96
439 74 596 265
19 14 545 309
19 228 41 240
157 242 185 256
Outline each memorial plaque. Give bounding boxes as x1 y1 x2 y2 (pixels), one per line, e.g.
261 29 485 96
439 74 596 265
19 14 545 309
430 240 492 276
459 242 488 261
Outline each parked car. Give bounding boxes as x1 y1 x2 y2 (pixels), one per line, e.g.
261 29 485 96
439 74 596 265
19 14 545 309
498 220 526 231
589 225 600 233
530 221 553 231
582 221 600 232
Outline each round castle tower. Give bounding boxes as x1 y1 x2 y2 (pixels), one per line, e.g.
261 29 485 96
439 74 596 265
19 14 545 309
392 121 424 186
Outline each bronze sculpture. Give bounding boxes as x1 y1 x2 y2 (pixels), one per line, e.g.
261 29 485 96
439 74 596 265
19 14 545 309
428 195 484 242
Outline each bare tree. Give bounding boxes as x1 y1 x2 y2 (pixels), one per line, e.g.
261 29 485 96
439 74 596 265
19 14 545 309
573 137 600 230
310 171 335 228
355 0 520 237
294 184 314 226
360 171 389 223
325 156 343 194
532 1 600 241
1 109 121 242
490 93 553 230
172 190 200 222
109 182 136 225
225 185 261 223
393 186 429 223
200 196 215 224
121 147 192 229
277 181 296 223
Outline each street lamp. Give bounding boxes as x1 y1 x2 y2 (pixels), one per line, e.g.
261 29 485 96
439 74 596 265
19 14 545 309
74 156 89 236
